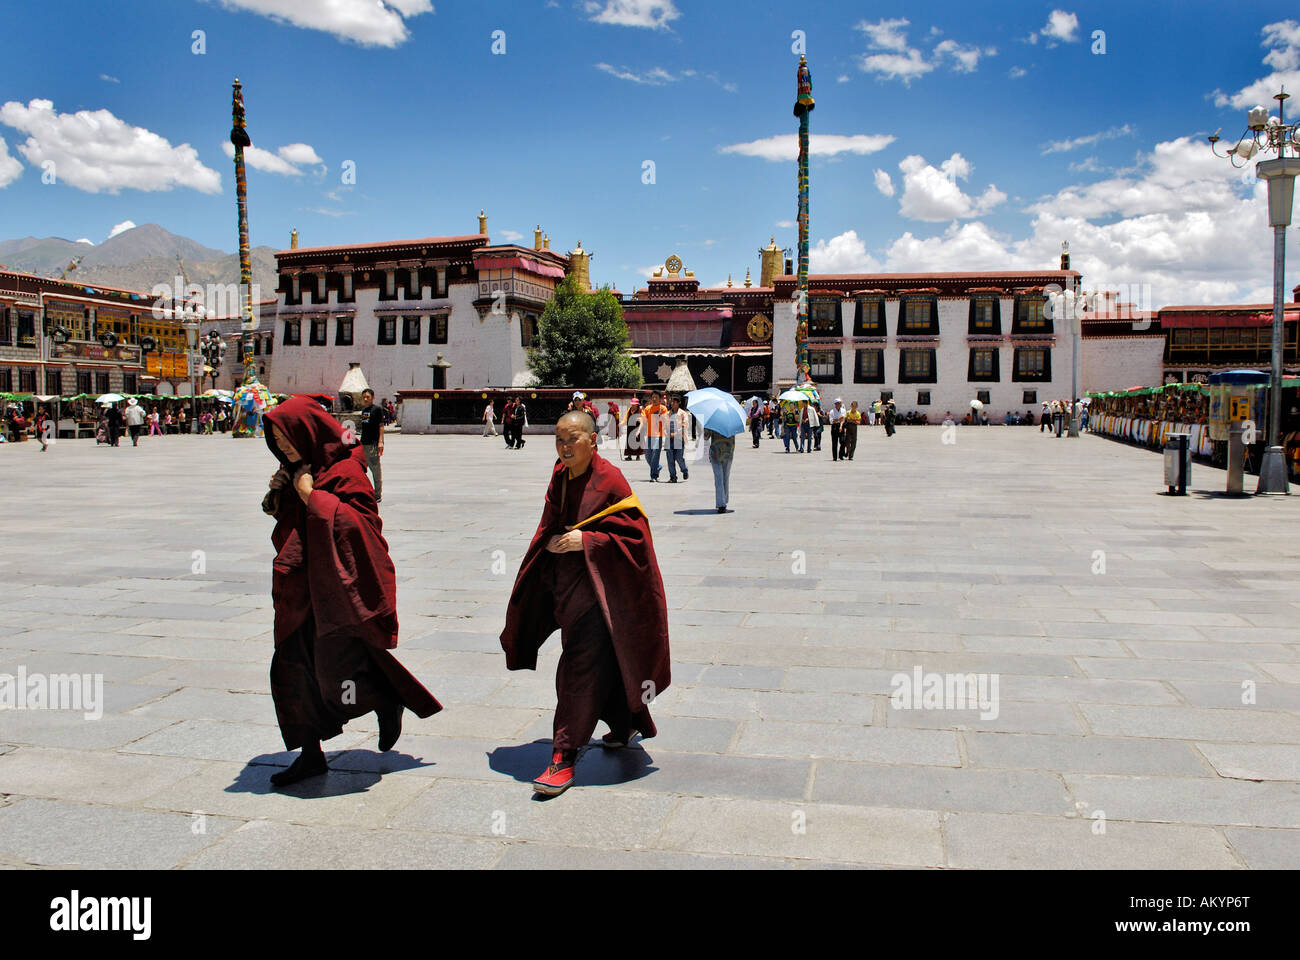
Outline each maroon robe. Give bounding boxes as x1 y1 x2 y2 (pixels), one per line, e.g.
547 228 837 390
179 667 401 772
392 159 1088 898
500 451 671 739
263 398 440 749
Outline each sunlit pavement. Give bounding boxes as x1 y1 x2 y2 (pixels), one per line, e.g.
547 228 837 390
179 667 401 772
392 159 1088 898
1 425 1297 868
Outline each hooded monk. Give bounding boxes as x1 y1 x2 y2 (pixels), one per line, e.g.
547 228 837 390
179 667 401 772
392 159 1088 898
262 397 441 788
500 410 671 796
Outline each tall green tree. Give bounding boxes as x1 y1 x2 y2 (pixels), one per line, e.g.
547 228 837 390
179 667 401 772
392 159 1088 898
527 276 643 388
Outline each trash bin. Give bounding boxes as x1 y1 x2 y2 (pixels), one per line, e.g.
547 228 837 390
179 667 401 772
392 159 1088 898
1226 422 1247 495
1163 432 1190 495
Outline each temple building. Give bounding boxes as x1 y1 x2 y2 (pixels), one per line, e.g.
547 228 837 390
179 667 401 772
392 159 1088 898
0 267 195 398
769 254 1084 417
268 214 573 399
618 243 778 394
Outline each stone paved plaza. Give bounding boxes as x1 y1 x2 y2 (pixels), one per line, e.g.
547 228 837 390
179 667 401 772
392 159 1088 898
1 424 1298 869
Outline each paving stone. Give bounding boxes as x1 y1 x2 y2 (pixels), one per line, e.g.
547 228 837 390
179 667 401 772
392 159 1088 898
1062 773 1300 828
1080 704 1300 743
943 812 1240 869
185 819 504 869
0 746 205 805
656 796 945 866
813 762 1070 815
0 798 240 869
1223 827 1300 869
1195 743 1300 782
963 732 1213 777
733 721 961 766
493 842 793 869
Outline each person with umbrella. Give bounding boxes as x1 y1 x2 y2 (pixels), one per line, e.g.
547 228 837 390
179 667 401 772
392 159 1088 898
106 400 123 447
683 388 746 512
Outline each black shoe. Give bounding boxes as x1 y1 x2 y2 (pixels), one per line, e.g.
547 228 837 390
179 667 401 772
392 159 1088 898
669 477 677 483
270 750 327 788
682 471 688 480
377 704 403 752
716 506 726 513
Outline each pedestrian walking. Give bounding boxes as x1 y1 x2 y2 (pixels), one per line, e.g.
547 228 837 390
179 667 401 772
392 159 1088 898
884 401 897 437
706 427 735 513
810 401 824 451
106 402 123 447
623 399 643 460
748 399 762 448
261 397 441 788
665 395 689 482
643 391 667 481
781 401 799 452
827 398 846 461
482 399 498 437
843 401 861 459
123 397 145 446
499 409 670 797
606 400 620 447
357 388 385 503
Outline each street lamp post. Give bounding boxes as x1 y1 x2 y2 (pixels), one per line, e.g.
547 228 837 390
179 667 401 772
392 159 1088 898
1048 282 1093 437
1210 88 1299 495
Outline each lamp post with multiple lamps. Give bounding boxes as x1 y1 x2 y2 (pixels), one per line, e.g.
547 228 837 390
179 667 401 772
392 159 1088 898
1209 88 1300 494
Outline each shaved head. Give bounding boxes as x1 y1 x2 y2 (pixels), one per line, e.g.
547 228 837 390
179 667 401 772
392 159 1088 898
557 409 597 434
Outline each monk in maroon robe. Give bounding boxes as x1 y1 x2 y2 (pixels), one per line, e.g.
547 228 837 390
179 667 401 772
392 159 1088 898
501 410 671 795
262 397 441 787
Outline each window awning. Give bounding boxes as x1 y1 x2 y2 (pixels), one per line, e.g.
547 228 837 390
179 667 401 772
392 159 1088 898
474 256 566 279
1162 312 1295 328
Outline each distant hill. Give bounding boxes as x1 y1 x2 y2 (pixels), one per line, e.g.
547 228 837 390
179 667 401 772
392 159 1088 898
0 223 279 306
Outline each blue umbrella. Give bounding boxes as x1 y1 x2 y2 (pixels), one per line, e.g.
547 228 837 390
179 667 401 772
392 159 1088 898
684 387 747 436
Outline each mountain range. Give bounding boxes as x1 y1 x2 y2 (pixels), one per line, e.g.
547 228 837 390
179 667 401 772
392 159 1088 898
0 224 280 305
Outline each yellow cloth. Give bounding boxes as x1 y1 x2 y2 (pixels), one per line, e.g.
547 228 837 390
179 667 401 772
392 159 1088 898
571 492 647 530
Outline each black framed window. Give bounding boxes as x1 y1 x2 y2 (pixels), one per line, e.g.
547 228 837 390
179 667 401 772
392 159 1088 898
968 297 1001 334
335 318 353 345
917 390 931 406
309 318 327 346
1013 347 1051 381
853 298 886 336
429 313 449 344
337 272 355 303
403 316 421 344
898 347 937 383
378 317 397 345
854 348 885 383
45 369 62 395
17 310 36 345
809 348 842 383
0 308 10 345
76 371 91 394
283 320 301 345
899 297 939 335
976 389 991 405
968 347 999 381
378 271 398 302
880 390 893 403
279 275 301 306
253 336 261 356
809 298 842 337
0 368 10 391
1023 390 1038 404
94 371 109 394
1013 295 1051 333
519 313 535 348
123 373 137 394
404 268 421 300
264 334 273 356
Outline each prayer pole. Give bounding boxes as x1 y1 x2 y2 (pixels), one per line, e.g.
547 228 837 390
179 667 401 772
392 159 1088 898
793 56 815 385
230 78 258 387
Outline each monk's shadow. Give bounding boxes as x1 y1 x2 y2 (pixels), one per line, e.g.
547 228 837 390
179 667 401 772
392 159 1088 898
229 750 432 798
673 508 729 515
488 739 656 798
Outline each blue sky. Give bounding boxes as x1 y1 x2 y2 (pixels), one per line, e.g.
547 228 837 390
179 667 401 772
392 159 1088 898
1 0 1298 306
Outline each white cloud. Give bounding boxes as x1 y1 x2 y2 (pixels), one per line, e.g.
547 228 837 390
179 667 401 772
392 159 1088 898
812 133 1279 307
897 153 1006 220
1213 20 1300 109
221 140 324 175
585 0 680 30
776 220 795 228
1041 10 1079 44
501 229 524 242
1008 66 1027 79
873 168 895 196
837 74 850 84
1068 156 1103 173
0 136 21 187
809 229 883 274
107 220 136 239
595 62 677 85
856 17 992 83
1041 124 1134 154
0 99 220 194
214 0 433 48
720 133 895 162
934 40 995 73
100 74 120 84
75 238 93 245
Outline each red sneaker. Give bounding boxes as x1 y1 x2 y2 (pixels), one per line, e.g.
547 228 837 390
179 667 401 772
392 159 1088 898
532 751 576 796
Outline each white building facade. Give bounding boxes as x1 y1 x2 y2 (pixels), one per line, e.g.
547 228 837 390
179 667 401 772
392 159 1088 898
771 269 1084 419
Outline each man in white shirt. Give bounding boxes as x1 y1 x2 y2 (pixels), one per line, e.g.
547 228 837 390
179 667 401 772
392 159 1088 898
123 398 146 447
482 400 497 437
827 399 846 461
